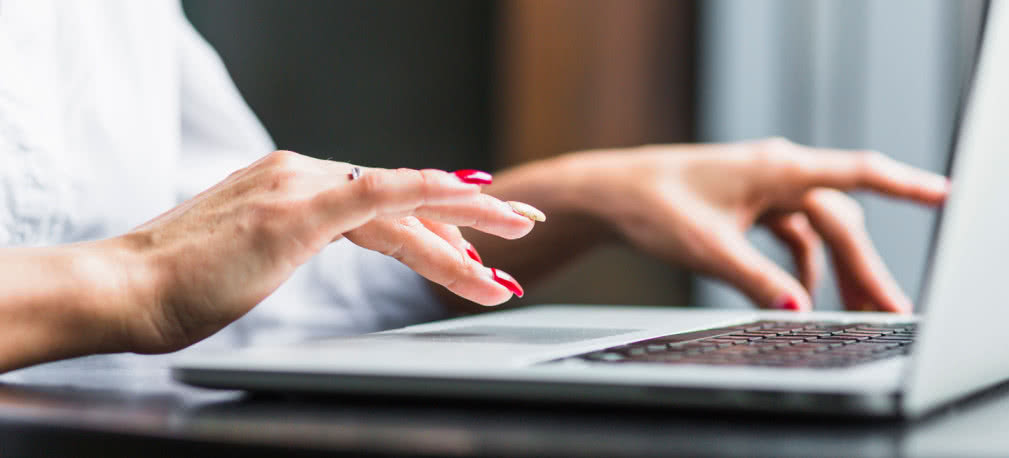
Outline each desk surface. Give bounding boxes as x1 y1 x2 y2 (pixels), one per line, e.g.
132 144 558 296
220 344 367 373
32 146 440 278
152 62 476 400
1 355 1007 457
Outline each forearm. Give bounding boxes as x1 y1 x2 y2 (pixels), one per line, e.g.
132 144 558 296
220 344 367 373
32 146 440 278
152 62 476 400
440 152 621 313
0 239 136 372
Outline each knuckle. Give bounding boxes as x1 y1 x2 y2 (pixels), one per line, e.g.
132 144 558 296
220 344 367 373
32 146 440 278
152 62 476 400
264 149 301 168
265 168 300 192
403 168 430 196
385 240 408 261
433 250 472 291
757 136 794 155
748 144 775 168
747 139 806 187
854 150 884 176
355 172 388 204
801 188 832 209
257 151 305 192
748 138 795 171
454 250 475 276
805 189 865 224
249 202 291 240
253 199 297 222
395 216 425 231
354 169 426 214
780 214 807 234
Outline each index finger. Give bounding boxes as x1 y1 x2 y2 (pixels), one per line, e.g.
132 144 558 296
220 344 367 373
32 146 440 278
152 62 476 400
801 189 913 313
345 217 516 306
314 168 484 233
768 142 950 205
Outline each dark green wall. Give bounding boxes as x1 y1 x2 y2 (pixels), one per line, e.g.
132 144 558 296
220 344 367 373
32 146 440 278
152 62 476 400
182 0 494 171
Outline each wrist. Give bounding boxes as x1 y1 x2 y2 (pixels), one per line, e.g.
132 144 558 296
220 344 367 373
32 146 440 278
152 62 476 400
0 238 157 372
498 152 618 242
74 235 161 355
542 150 633 237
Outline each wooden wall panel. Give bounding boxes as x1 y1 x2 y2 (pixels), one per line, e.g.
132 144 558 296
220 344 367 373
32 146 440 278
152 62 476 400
493 0 698 306
495 0 696 167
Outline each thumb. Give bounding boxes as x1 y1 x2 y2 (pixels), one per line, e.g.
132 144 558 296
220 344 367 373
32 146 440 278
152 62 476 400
714 233 813 312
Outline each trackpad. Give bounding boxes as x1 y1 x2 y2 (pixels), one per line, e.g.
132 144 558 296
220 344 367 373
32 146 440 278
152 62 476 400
382 325 640 345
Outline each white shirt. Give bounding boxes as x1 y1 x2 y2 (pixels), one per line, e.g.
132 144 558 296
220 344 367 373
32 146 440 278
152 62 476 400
0 0 446 363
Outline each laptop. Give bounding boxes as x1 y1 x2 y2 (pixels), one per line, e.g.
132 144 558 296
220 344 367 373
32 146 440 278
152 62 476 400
173 0 1007 418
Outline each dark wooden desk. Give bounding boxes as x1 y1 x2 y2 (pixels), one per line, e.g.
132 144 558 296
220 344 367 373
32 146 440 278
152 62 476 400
1 354 1007 457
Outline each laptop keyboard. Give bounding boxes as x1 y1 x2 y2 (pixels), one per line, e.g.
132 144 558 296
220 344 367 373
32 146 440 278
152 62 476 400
566 320 916 369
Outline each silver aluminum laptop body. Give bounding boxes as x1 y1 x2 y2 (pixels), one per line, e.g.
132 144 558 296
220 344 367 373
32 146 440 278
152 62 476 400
173 0 1008 418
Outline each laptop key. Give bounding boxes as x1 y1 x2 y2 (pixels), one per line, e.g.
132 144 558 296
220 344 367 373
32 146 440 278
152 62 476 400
853 327 896 335
872 336 915 342
569 320 917 368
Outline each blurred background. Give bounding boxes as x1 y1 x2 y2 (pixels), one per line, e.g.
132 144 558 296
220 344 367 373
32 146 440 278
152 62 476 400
182 0 986 312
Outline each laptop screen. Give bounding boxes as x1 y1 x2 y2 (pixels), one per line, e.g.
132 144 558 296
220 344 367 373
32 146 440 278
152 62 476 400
916 0 991 309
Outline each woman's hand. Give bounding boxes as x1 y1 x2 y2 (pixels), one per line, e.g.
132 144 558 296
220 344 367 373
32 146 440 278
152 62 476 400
467 138 947 315
565 138 948 313
110 151 539 354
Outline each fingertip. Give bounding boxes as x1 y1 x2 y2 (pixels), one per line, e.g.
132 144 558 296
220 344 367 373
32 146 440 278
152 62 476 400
453 263 519 306
884 295 914 314
470 293 512 307
491 267 524 298
719 236 813 313
484 289 516 306
771 292 813 312
498 217 536 240
440 263 516 307
936 177 952 202
777 296 801 311
489 199 538 239
918 176 951 205
928 175 952 194
468 276 517 306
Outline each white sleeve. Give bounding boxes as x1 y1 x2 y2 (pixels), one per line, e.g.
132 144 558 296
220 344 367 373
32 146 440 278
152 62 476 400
175 14 447 334
0 25 97 246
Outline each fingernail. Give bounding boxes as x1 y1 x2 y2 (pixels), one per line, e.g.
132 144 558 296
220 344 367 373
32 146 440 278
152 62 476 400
491 268 524 297
774 295 801 311
453 169 493 185
507 201 546 222
465 243 483 264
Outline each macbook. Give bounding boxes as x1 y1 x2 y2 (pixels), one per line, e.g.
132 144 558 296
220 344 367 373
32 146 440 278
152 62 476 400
174 0 1007 418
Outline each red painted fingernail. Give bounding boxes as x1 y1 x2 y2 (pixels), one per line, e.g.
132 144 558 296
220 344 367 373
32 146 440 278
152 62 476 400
453 169 493 185
491 268 524 297
465 243 483 264
775 295 800 311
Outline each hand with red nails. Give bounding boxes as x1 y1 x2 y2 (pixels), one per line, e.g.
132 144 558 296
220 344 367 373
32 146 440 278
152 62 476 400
465 138 948 314
138 151 542 352
0 150 543 370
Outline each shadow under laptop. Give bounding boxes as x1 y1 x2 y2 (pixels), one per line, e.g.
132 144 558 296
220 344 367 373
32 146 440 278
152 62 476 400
183 375 1009 456
183 390 907 457
4 365 1009 456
